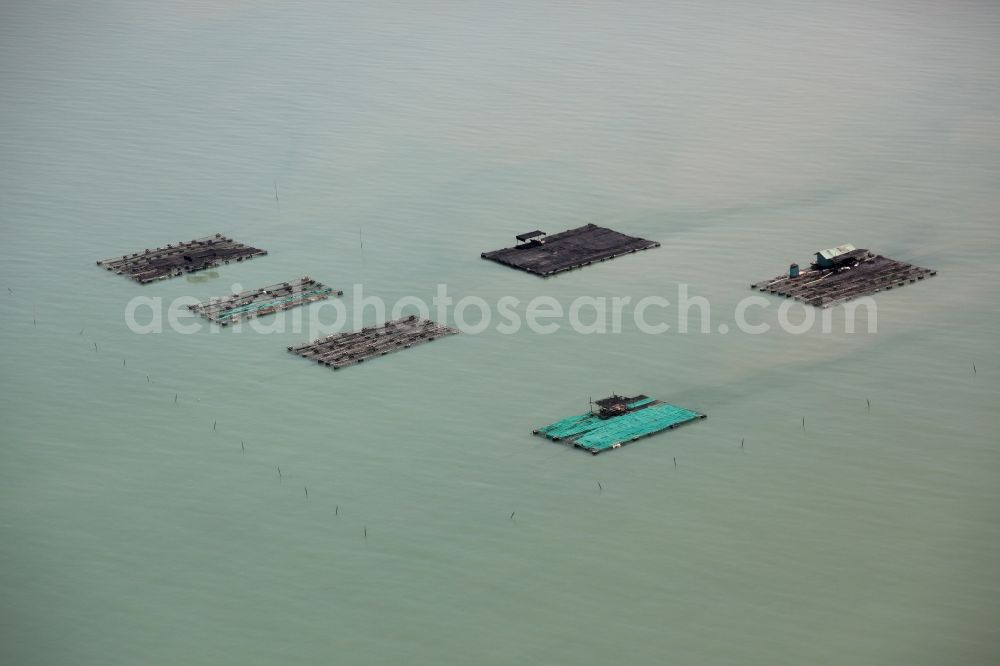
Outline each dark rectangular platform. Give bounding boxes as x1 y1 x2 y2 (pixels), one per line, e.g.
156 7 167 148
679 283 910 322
481 224 659 277
187 277 341 326
96 234 267 283
751 253 937 308
288 316 459 370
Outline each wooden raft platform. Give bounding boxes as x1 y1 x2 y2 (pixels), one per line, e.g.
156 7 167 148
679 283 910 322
534 394 706 455
481 224 659 277
288 316 459 370
752 253 937 308
96 234 267 283
187 277 341 326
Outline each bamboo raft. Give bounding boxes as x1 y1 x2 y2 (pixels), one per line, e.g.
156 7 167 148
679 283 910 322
482 224 659 277
96 234 267 283
534 394 706 455
187 277 341 326
752 253 937 307
288 316 459 370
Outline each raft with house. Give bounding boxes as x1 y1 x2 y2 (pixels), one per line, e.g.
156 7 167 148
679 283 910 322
534 394 706 455
751 244 937 307
481 224 660 277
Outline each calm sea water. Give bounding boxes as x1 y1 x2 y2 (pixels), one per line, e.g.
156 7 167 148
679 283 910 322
2 2 999 664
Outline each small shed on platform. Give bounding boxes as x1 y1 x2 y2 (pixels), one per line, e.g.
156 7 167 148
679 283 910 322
516 230 546 245
813 244 868 268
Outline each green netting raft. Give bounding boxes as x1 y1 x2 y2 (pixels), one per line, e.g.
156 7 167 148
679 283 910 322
535 399 705 454
217 288 333 321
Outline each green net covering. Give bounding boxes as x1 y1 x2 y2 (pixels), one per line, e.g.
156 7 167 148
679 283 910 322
536 399 703 452
216 288 333 321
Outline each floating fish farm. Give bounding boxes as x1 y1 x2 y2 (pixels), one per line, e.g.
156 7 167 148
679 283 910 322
96 233 267 283
752 244 936 307
188 277 340 326
481 224 659 277
289 316 459 370
534 394 706 454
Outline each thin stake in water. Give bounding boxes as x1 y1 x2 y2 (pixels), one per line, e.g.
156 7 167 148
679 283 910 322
277 466 282 481
174 393 178 404
335 505 339 516
510 511 515 520
241 440 245 455
741 437 744 449
973 363 977 374
597 481 603 494
213 420 217 431
802 416 806 429
673 457 677 468
304 486 308 500
866 398 871 411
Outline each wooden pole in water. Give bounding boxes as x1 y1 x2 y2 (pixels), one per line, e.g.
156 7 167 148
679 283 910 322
673 457 676 468
741 437 744 449
335 505 339 516
304 486 308 500
277 466 282 481
241 440 245 455
213 420 217 431
597 481 602 493
510 511 515 520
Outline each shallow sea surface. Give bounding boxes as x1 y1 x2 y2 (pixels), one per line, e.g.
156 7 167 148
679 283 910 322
1 2 999 664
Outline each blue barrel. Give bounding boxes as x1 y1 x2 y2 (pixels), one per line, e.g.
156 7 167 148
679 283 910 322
789 263 800 277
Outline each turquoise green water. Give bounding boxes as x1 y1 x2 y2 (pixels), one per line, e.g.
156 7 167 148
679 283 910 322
2 2 999 664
